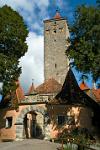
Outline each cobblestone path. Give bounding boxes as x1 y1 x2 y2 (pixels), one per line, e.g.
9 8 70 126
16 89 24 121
0 139 60 150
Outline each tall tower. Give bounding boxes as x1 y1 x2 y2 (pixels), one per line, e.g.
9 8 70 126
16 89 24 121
44 10 70 85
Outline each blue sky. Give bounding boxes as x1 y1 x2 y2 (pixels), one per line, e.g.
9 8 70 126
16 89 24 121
0 0 97 93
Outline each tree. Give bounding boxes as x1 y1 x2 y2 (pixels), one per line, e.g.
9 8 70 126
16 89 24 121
67 2 100 83
0 5 28 100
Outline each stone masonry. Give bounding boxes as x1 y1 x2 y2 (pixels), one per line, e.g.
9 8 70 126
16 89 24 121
44 16 70 85
16 105 45 139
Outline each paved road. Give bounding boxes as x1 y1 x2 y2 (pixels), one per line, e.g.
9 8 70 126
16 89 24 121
0 139 60 150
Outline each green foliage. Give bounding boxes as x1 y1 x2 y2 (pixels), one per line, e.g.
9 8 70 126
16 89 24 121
0 5 28 99
67 3 100 82
64 144 73 150
97 0 100 8
58 127 95 145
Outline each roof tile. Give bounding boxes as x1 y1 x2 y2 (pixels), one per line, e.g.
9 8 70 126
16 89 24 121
36 78 62 94
54 11 61 19
92 89 100 102
28 83 36 95
16 81 25 102
80 81 89 90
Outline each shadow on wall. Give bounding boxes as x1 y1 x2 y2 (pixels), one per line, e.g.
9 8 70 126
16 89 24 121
23 111 44 139
45 103 100 141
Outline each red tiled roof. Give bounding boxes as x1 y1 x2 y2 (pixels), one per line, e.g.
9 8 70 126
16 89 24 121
16 81 25 102
54 11 61 19
28 83 36 95
92 89 100 102
80 81 89 90
36 78 62 94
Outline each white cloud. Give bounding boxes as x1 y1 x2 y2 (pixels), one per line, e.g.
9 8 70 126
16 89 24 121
0 0 33 12
0 0 49 32
19 32 44 93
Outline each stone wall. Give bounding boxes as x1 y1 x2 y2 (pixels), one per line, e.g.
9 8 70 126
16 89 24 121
15 104 46 139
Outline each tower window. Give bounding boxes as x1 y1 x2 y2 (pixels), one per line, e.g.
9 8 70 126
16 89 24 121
5 117 13 128
46 29 50 34
55 63 57 68
54 30 56 33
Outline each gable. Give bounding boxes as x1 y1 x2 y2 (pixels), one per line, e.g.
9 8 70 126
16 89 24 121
55 69 100 113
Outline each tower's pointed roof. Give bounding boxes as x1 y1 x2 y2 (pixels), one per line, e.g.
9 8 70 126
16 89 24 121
80 81 90 91
28 82 36 95
54 9 61 19
36 78 62 94
0 80 25 108
55 69 100 110
16 80 25 102
56 69 82 103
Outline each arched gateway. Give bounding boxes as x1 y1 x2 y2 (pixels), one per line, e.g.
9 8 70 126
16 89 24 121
15 105 45 139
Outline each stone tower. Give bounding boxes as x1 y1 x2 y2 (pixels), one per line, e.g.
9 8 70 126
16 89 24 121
44 10 70 85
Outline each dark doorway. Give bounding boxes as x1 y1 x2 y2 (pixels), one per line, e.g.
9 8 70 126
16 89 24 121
23 114 29 138
23 111 43 139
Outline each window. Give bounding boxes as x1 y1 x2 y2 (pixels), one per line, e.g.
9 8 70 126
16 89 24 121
57 115 66 125
6 117 12 128
46 29 50 34
57 115 75 125
54 21 56 25
53 30 56 33
55 63 57 68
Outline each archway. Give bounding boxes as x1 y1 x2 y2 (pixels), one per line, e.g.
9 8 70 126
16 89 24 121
15 105 45 139
23 111 37 138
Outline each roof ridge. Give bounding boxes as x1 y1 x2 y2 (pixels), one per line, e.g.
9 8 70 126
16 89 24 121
36 78 62 94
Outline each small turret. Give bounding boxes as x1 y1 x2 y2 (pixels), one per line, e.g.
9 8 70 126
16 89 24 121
28 79 37 95
54 9 61 19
